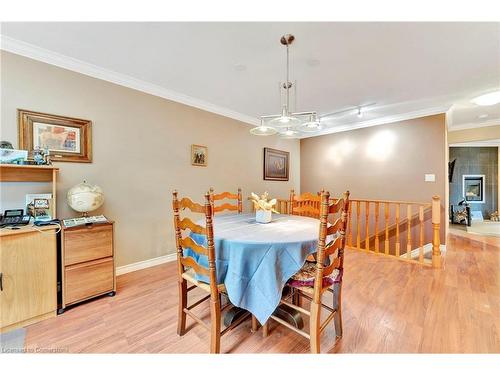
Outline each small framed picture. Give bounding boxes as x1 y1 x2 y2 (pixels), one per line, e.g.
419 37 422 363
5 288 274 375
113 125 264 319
18 109 92 163
263 147 289 181
191 144 208 167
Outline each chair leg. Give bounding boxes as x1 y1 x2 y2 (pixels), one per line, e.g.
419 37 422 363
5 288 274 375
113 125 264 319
177 279 187 336
333 285 343 338
309 301 321 354
210 293 221 354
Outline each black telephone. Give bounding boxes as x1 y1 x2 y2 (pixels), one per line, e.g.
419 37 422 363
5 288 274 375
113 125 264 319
0 209 31 227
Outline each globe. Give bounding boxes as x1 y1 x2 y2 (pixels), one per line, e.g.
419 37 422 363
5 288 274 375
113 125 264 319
67 181 104 215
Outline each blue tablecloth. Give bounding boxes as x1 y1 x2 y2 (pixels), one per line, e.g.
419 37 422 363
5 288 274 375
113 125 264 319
185 213 319 324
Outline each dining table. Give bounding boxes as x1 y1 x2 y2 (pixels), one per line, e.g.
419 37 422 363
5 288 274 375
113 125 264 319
186 213 321 325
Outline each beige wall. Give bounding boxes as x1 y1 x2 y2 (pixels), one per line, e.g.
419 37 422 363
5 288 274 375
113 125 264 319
0 51 300 267
300 114 446 201
300 114 447 242
448 125 500 144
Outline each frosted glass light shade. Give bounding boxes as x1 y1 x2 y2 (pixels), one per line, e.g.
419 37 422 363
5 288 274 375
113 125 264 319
249 125 278 136
299 120 322 133
279 128 300 138
268 115 301 128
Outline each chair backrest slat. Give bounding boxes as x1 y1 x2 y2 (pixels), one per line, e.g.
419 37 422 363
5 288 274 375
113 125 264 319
179 197 205 213
213 191 238 201
213 202 239 213
326 217 343 236
178 217 206 235
209 187 243 214
181 256 210 276
324 236 342 258
329 198 345 214
323 257 342 277
179 236 209 256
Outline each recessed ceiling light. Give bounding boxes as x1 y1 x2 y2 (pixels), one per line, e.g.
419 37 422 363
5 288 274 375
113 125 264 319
478 114 489 119
306 59 320 67
471 90 500 106
234 64 247 72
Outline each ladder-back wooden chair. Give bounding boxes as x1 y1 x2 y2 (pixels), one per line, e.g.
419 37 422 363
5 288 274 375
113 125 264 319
263 190 350 353
209 187 242 214
172 190 247 353
289 189 322 218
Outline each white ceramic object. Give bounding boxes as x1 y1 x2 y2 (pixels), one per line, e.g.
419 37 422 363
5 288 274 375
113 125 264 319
256 209 272 224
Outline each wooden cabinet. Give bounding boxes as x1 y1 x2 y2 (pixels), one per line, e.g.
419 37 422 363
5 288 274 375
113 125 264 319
61 221 116 310
0 226 58 332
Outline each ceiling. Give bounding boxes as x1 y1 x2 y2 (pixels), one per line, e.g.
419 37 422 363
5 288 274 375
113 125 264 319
1 22 499 136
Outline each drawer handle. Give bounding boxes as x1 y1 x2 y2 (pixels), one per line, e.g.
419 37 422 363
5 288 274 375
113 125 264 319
0 272 3 292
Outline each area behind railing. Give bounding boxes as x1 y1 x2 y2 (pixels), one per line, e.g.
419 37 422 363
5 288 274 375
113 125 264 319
271 196 442 268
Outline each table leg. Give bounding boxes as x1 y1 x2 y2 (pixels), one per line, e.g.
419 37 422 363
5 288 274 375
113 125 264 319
251 315 259 332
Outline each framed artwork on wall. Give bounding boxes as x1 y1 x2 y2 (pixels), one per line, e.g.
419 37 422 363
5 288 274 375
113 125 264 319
191 144 208 167
463 174 485 203
263 147 289 181
18 109 92 163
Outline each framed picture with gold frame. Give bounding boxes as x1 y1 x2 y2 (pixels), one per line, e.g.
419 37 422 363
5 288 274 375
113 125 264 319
263 147 289 181
18 109 92 163
191 144 208 167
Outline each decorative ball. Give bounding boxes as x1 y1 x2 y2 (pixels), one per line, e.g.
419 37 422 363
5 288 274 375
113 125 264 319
67 181 104 214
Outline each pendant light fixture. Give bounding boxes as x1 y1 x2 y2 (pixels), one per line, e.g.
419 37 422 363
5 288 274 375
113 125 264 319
250 34 318 137
249 34 376 137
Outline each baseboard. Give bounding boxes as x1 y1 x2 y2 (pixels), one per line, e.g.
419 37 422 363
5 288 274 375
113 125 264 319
401 243 447 260
116 253 177 276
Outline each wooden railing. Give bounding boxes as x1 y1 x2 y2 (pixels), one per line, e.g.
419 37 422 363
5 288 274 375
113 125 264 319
266 195 442 268
347 196 442 267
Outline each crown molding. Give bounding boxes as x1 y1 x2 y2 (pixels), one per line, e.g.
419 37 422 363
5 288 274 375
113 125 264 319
0 35 261 127
301 106 450 138
450 142 500 147
447 118 500 132
1 35 466 137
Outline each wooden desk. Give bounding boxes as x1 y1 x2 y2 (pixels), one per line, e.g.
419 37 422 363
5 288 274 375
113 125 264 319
0 225 59 332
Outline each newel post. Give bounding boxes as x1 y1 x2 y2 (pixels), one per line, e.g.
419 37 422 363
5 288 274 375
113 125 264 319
431 195 442 268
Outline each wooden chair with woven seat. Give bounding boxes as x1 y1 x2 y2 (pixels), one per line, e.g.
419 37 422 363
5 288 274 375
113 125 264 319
263 190 350 353
172 190 248 353
209 187 243 214
289 189 323 218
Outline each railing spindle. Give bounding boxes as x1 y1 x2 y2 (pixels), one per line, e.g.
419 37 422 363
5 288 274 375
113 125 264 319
365 201 370 251
348 201 353 247
406 204 412 259
432 196 442 268
419 205 424 263
395 203 400 257
374 202 380 253
356 201 361 249
384 203 389 255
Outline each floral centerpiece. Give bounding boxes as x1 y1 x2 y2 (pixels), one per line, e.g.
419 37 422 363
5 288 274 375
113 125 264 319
249 192 279 223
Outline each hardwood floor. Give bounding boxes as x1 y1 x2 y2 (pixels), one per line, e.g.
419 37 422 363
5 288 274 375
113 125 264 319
25 232 500 353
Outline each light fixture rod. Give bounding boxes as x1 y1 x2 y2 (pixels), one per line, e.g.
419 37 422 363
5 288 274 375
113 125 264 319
286 43 290 113
320 102 377 119
260 111 316 120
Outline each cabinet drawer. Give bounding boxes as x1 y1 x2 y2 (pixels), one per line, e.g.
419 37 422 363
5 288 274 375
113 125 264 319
65 257 114 304
64 224 113 265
